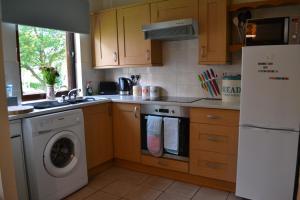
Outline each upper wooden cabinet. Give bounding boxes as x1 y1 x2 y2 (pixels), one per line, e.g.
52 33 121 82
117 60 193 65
91 9 119 68
117 4 162 66
113 103 141 163
198 0 229 64
83 103 113 170
150 0 198 23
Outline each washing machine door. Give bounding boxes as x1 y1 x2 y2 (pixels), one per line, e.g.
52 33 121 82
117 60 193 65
44 131 81 177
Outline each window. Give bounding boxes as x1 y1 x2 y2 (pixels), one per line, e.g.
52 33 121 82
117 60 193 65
17 25 76 101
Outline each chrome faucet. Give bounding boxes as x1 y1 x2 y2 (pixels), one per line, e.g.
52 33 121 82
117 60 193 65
68 88 81 100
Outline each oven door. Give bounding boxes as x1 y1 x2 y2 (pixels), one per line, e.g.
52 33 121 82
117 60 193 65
245 17 289 46
141 114 189 158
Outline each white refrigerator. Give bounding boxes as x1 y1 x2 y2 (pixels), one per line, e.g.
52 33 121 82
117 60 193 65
236 45 300 200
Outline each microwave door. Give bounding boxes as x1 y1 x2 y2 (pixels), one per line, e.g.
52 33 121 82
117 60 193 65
246 17 289 46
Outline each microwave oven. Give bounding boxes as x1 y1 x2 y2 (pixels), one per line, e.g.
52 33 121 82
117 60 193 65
245 16 300 46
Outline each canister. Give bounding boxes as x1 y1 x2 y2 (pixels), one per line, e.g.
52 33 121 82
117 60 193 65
150 86 160 99
222 75 241 103
133 85 142 97
142 86 150 99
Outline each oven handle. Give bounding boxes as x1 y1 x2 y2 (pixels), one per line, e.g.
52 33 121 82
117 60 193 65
144 115 181 123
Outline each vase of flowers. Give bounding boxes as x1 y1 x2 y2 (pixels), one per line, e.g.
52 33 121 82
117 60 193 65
40 67 60 100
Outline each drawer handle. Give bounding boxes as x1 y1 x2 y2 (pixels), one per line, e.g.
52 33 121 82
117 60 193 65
207 135 225 142
205 161 225 169
207 115 220 120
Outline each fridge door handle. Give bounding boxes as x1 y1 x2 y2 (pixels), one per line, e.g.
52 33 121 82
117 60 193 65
240 124 298 133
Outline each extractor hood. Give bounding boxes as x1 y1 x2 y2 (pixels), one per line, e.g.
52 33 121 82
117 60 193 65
142 18 198 41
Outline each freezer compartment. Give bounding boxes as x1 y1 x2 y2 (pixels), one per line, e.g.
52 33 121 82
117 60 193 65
236 126 299 200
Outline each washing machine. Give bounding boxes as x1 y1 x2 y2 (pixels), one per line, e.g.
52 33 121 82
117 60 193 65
22 109 88 200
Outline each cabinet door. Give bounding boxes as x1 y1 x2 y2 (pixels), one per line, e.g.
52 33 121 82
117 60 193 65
83 104 113 170
199 0 228 64
113 103 141 163
151 0 198 23
117 4 153 65
91 9 119 67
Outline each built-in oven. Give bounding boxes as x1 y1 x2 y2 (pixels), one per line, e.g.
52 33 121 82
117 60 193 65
141 104 189 161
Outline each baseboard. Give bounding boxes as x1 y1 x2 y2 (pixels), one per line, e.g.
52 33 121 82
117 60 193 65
113 159 235 192
88 160 114 179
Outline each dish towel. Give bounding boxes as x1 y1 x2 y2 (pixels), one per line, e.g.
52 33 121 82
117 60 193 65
163 117 179 155
147 115 163 157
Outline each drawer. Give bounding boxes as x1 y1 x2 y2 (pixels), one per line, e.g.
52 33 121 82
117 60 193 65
141 155 188 173
190 123 238 155
190 150 237 182
190 108 239 126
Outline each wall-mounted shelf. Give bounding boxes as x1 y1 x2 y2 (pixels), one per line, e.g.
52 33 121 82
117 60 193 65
230 0 300 12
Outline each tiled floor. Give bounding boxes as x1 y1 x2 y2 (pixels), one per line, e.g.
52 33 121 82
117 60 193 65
65 167 243 200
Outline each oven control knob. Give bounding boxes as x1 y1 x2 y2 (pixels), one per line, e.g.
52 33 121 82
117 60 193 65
155 109 158 112
171 110 175 114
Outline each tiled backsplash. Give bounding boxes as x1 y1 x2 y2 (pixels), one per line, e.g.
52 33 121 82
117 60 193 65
104 39 241 98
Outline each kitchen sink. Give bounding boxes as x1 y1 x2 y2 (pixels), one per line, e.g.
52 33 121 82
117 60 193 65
24 97 96 109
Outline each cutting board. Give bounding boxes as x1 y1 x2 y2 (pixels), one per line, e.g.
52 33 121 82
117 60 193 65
8 105 34 115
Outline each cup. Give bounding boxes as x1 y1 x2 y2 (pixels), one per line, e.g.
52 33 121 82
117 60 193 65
6 84 13 97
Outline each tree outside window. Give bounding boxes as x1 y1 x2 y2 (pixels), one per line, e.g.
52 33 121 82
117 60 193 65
18 25 71 97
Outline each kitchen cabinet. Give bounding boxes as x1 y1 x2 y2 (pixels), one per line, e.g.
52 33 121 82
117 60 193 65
198 0 229 64
117 4 162 66
91 9 119 68
150 0 198 23
83 103 113 170
189 108 239 182
113 103 141 163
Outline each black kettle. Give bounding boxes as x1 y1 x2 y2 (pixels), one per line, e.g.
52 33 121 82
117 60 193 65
118 77 133 95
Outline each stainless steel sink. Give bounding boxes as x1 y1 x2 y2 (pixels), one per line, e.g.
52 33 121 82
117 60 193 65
24 97 96 109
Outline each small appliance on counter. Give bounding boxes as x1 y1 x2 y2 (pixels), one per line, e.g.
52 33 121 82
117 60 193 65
98 81 118 95
119 77 133 95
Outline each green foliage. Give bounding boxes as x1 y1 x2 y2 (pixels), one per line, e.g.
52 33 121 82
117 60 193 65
40 67 60 85
18 25 67 93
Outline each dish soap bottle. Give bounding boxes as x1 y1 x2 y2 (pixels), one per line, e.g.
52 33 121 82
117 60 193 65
86 81 93 96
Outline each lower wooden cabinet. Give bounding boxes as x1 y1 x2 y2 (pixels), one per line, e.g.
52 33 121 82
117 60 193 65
83 103 113 170
189 108 239 183
113 103 141 163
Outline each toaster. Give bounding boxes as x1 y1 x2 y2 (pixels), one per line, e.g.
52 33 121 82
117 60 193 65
98 81 118 95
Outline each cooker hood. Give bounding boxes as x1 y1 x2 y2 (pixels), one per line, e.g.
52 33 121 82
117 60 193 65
142 18 198 41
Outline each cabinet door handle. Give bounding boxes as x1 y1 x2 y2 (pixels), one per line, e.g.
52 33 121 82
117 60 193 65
207 114 220 120
113 51 118 62
134 106 139 118
146 49 151 61
201 46 206 58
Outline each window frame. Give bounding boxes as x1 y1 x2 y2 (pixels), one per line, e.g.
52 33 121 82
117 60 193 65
16 25 77 101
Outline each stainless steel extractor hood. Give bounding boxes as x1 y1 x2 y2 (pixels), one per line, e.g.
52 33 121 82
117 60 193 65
142 18 198 41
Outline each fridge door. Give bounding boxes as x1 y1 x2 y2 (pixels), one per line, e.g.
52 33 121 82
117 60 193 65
236 126 299 200
240 45 300 131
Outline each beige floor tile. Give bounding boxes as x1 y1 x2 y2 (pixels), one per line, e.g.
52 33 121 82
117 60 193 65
88 173 117 190
102 180 139 197
192 187 228 200
143 176 174 191
86 190 120 200
227 193 244 200
124 185 162 200
156 192 190 200
164 181 199 199
64 186 96 200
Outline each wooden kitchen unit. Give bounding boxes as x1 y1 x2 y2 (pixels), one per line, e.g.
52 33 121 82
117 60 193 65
91 9 119 68
190 108 239 183
113 103 141 163
150 0 198 22
83 103 113 174
198 0 229 64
